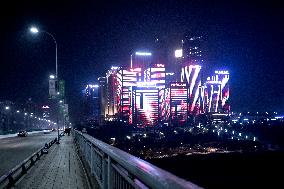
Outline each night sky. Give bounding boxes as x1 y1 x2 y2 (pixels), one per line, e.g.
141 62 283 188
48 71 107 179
0 0 284 122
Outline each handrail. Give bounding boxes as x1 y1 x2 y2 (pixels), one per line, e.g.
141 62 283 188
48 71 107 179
0 132 64 188
73 129 202 189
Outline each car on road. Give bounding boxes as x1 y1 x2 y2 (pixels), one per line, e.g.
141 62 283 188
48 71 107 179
18 130 28 137
43 130 50 134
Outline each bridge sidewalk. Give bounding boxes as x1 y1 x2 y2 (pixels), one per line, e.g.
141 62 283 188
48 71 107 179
14 135 91 189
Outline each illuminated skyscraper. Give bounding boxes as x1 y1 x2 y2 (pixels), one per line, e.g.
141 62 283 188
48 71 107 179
82 84 99 121
182 34 204 65
204 71 230 113
105 67 120 118
178 34 205 115
117 67 143 122
132 82 159 127
168 82 189 126
131 64 165 127
98 77 106 122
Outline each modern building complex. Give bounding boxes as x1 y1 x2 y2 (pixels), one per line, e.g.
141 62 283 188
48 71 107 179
84 35 230 127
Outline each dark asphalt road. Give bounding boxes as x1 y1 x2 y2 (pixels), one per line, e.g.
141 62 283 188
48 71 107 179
0 132 58 177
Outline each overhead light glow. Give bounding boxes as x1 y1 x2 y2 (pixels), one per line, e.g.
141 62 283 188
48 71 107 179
135 52 152 56
49 75 55 79
175 49 183 58
30 27 39 33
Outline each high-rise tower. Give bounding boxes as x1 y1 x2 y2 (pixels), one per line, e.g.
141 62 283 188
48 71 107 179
182 34 204 65
180 34 204 115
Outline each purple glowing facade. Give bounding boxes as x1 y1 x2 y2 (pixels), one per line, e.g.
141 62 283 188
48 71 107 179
204 71 230 113
180 64 202 114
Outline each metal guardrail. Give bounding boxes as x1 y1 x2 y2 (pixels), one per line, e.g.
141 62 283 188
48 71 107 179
0 132 64 189
73 130 202 189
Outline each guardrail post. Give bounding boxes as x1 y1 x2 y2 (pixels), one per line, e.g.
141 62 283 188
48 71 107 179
7 174 14 187
21 164 27 174
30 157 35 166
102 154 107 189
36 152 40 160
90 145 93 174
107 156 112 189
85 140 88 158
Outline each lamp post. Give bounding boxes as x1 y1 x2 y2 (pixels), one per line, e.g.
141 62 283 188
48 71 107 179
30 26 60 143
30 27 58 78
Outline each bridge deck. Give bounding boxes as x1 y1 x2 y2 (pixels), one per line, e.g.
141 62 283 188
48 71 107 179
15 135 91 189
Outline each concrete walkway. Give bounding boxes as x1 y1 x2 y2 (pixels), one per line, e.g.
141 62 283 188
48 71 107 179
15 135 90 189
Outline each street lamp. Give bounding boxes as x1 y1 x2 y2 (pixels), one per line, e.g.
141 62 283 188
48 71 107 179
30 26 58 78
30 26 60 143
30 27 39 33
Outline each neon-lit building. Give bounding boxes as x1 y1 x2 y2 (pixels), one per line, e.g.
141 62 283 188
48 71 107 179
117 67 142 122
149 64 166 89
102 63 166 126
180 64 202 114
178 34 205 115
205 71 230 113
131 64 165 126
105 67 120 118
132 82 159 127
168 82 189 125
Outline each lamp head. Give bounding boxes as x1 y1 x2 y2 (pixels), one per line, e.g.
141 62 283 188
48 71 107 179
30 27 39 33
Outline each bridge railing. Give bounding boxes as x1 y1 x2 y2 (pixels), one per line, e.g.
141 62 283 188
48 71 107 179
73 129 202 189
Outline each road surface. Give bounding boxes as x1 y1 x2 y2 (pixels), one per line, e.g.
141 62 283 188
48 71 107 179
0 131 58 177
